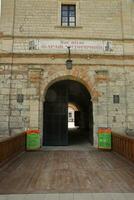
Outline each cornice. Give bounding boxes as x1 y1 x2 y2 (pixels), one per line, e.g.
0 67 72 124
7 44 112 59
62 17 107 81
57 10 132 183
0 53 134 59
0 34 134 42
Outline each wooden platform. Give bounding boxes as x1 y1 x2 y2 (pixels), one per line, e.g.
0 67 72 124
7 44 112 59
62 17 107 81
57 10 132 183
0 149 134 194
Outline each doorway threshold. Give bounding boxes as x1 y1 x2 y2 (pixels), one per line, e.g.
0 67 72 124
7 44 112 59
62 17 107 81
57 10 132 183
41 143 95 151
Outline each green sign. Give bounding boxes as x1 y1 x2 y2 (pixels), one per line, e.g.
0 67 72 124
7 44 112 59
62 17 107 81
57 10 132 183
98 133 111 149
26 134 40 150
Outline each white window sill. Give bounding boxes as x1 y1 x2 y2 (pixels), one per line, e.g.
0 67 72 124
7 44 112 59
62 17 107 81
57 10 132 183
55 26 83 29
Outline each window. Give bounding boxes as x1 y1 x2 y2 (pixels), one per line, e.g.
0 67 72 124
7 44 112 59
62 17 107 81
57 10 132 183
69 112 72 118
68 112 73 122
113 95 120 104
61 4 76 27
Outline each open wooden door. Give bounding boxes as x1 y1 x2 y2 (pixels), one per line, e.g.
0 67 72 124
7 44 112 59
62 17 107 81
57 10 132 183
74 111 81 127
43 83 68 146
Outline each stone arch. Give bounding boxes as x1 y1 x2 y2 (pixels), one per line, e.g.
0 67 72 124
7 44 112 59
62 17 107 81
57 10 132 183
41 70 100 101
40 68 99 146
68 103 79 111
43 78 94 146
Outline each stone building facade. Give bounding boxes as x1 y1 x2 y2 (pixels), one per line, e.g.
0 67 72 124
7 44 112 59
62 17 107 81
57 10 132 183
0 0 134 147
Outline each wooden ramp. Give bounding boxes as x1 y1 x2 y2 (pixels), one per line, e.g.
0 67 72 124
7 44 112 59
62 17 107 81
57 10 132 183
0 149 134 194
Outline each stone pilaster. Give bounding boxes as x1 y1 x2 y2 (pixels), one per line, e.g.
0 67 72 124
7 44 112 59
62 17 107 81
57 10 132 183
28 67 43 130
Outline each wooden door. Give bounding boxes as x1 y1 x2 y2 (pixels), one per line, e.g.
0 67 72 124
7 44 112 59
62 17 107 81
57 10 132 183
44 83 68 146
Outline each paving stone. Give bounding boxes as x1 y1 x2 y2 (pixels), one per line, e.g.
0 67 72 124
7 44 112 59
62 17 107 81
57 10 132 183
44 194 59 200
59 193 74 200
6 195 26 200
25 194 46 200
111 193 126 200
124 193 134 200
92 193 113 200
74 193 93 200
0 195 8 200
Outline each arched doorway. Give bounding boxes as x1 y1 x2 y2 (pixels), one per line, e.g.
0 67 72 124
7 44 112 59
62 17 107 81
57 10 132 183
68 103 79 129
43 80 93 146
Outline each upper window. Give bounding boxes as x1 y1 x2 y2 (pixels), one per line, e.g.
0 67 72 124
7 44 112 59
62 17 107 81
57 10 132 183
61 4 76 27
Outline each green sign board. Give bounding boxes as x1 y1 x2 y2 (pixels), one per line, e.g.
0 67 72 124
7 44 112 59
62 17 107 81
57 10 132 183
26 134 40 150
98 133 111 149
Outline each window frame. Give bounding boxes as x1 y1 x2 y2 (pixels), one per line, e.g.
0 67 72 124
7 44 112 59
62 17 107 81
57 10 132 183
61 4 76 27
57 0 80 28
113 95 120 104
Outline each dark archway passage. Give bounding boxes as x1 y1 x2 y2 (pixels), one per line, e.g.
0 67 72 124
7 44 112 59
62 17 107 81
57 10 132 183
43 80 93 146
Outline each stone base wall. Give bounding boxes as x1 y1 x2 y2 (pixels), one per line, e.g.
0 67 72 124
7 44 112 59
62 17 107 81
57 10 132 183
0 65 11 135
0 62 134 146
